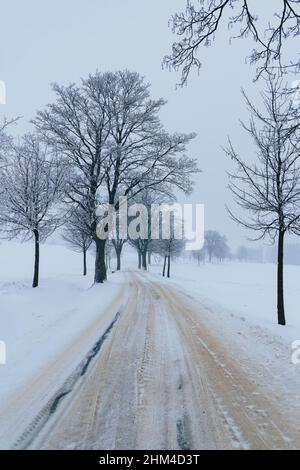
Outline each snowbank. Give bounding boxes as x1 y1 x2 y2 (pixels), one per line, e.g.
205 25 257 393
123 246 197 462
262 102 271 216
149 260 300 338
0 241 124 448
148 260 300 425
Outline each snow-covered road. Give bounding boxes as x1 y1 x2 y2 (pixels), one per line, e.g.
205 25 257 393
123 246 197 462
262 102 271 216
12 271 299 450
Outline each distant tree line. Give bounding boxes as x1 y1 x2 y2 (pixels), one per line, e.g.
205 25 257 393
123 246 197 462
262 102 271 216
191 230 231 264
236 243 300 266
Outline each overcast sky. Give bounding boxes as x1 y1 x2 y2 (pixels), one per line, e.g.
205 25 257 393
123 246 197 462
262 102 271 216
1 0 298 248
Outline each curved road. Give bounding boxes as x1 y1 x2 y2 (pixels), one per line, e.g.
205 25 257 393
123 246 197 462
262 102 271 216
22 272 300 450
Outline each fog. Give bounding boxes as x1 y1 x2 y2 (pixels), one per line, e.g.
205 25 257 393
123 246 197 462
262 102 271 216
1 0 298 248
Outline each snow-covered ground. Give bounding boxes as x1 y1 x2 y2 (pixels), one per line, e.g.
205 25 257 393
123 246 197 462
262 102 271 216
0 241 124 447
148 260 300 432
29 270 299 450
148 258 300 380
1 240 300 448
150 259 300 339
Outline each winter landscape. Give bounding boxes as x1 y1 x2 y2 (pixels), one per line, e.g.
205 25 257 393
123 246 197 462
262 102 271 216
1 0 300 458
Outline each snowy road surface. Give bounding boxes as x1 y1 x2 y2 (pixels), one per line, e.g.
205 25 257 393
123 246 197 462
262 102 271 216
3 271 300 450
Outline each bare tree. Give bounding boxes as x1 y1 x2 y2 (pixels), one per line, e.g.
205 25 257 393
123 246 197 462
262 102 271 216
206 231 230 262
225 76 300 325
33 77 111 285
111 206 131 271
111 218 127 271
0 134 65 287
62 205 92 276
130 237 147 270
105 239 113 272
153 236 186 278
97 71 197 277
34 70 197 283
128 186 176 271
204 230 228 262
214 235 230 261
164 0 300 85
150 212 186 278
192 246 206 264
0 117 19 167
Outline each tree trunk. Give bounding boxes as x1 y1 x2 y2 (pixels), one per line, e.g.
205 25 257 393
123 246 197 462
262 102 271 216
167 255 171 278
138 251 142 269
112 240 122 271
162 255 167 277
116 249 121 271
277 229 286 326
94 238 107 283
83 247 87 276
142 250 147 270
32 229 39 288
148 251 151 265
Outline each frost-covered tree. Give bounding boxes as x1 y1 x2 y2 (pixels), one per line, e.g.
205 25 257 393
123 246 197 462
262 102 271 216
150 213 186 278
0 118 18 167
105 239 113 272
111 238 126 271
204 230 227 262
164 0 300 85
128 186 176 271
0 134 65 287
153 236 185 278
214 235 230 261
34 70 197 283
62 205 92 276
33 77 111 285
192 247 206 264
130 237 147 270
95 71 196 278
226 76 300 325
110 208 128 271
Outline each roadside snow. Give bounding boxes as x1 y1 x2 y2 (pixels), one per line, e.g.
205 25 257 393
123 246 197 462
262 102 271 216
0 241 124 448
149 260 300 339
1 240 300 448
148 261 300 420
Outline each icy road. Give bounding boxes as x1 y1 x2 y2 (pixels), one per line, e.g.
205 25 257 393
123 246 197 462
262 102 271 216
6 272 300 450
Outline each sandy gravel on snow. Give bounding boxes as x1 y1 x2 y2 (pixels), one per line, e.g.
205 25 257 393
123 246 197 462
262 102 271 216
28 272 300 450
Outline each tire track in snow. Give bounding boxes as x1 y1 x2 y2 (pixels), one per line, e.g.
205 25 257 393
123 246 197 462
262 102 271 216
21 271 300 450
12 310 121 450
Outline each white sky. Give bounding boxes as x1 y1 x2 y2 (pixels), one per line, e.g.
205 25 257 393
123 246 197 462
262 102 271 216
1 0 298 248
